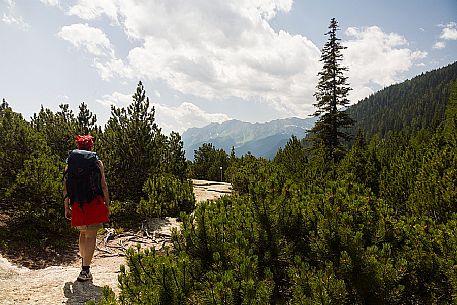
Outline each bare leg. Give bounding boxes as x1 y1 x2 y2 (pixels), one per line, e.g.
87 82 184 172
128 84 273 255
79 231 86 262
81 229 97 266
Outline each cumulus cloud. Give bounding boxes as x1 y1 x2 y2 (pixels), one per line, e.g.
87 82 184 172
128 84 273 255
2 0 30 31
58 23 114 57
58 1 428 116
152 102 231 134
433 41 446 49
63 0 320 117
67 0 118 21
440 22 457 40
94 57 132 80
343 26 427 102
57 23 132 81
95 91 132 107
432 22 457 50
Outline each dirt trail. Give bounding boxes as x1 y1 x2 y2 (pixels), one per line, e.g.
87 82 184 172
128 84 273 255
0 180 231 305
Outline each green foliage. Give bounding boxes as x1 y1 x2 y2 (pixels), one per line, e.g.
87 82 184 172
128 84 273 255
31 104 77 160
308 18 354 162
76 101 99 135
226 153 269 195
0 106 47 199
348 61 457 139
409 133 457 222
105 118 457 304
139 174 195 218
99 81 162 202
338 129 378 192
157 131 188 180
3 149 72 245
274 135 307 180
443 80 457 144
115 195 277 304
191 143 229 181
6 153 64 206
105 200 139 230
0 82 192 254
2 64 457 305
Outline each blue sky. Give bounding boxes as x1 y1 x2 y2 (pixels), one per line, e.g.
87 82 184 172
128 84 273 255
1 0 456 134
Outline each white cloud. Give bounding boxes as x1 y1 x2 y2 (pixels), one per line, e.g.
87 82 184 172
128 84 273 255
96 91 230 134
57 94 70 102
64 0 319 118
57 1 428 116
431 22 457 51
343 26 427 102
152 102 231 134
58 23 114 57
96 91 131 107
94 57 132 81
154 90 161 98
433 41 446 49
440 22 457 40
2 0 30 31
66 0 119 21
40 0 59 7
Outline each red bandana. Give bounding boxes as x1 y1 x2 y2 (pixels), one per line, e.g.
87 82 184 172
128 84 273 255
75 135 94 150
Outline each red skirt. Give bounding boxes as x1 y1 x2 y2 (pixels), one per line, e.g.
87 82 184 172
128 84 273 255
71 195 109 227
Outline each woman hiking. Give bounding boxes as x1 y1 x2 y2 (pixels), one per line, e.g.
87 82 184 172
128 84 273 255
63 135 110 282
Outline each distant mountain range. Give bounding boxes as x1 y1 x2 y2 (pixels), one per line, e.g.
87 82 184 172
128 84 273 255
182 117 317 160
183 61 457 160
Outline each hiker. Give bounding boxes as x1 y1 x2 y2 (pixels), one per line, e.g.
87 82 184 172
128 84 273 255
63 135 110 282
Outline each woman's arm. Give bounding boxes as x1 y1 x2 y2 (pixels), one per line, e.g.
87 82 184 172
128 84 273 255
98 160 110 206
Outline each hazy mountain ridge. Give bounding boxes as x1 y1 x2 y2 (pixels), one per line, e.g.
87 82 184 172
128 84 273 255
182 117 317 159
183 61 457 160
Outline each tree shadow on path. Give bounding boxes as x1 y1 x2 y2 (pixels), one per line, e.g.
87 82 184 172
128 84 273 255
63 280 104 305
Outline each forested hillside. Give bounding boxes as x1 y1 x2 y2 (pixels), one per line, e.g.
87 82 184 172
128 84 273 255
348 61 457 138
1 76 457 304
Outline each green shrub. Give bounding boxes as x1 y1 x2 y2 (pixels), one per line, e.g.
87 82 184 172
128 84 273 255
138 174 195 218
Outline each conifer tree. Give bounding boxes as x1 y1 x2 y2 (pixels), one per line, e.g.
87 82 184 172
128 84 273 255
443 80 457 145
0 106 47 197
192 143 228 181
56 103 76 126
309 18 354 162
1 98 8 111
100 81 161 202
274 135 307 180
77 101 98 135
31 105 76 160
165 131 187 180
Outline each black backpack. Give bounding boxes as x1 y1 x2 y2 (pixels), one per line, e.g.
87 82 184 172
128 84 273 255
65 149 103 205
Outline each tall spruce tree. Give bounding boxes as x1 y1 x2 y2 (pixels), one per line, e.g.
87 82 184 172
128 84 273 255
309 18 354 162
